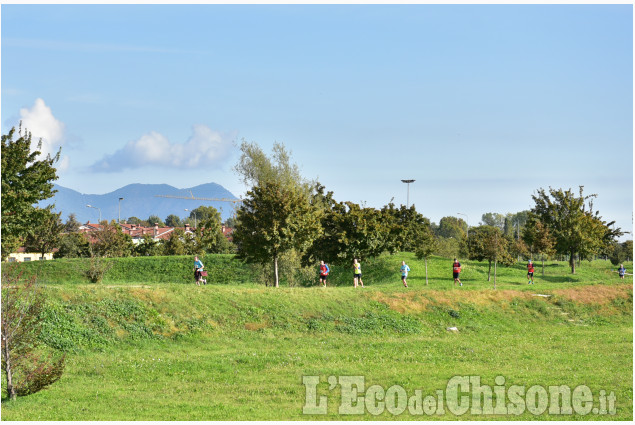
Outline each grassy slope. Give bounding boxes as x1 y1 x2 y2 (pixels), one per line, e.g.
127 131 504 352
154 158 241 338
1 254 632 420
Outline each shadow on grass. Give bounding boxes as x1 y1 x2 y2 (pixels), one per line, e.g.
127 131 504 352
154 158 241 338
535 275 580 283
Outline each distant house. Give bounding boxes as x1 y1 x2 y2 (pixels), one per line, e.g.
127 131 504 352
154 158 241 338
6 247 54 262
79 222 233 245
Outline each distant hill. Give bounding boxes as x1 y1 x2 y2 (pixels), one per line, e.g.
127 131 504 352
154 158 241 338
39 183 239 224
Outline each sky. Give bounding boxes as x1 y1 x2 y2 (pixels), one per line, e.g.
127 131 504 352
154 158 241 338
1 3 633 239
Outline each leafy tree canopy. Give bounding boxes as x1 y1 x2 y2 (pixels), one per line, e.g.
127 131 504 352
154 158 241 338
530 186 622 273
1 125 59 260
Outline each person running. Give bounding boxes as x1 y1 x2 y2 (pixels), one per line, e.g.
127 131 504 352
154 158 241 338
618 264 626 280
193 256 206 286
400 261 411 287
353 259 364 288
319 260 330 287
527 260 535 284
452 258 462 287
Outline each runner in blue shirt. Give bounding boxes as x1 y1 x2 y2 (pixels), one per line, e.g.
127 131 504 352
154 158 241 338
618 264 626 280
400 261 411 287
194 256 206 286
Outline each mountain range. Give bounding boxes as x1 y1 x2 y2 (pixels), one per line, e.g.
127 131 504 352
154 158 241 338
39 183 239 224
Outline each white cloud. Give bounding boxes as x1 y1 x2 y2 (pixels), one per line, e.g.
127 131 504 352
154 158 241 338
19 98 69 170
91 125 235 172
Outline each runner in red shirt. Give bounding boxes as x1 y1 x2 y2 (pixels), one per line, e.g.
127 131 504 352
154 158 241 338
319 260 330 287
453 258 462 287
527 260 535 285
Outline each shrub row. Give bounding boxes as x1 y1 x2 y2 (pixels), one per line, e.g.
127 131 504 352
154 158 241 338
8 254 260 285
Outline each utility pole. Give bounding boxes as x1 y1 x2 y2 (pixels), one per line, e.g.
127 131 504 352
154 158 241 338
401 179 415 208
457 212 469 239
118 197 124 223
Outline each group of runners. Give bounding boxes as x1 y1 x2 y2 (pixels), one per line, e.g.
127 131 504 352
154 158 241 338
192 256 629 286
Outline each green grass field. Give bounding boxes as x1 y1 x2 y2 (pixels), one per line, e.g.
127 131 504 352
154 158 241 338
1 254 632 420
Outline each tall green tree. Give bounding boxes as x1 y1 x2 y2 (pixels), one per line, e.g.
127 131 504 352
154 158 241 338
147 215 165 227
196 214 232 254
608 240 633 266
234 139 311 191
233 181 322 287
467 225 514 285
233 141 321 286
165 214 183 227
23 209 64 259
304 186 393 267
522 216 556 276
1 126 60 260
481 212 506 230
134 234 163 257
188 206 224 226
435 216 467 240
56 232 90 258
530 186 622 274
91 221 134 258
381 203 431 252
63 213 82 233
414 228 437 285
162 229 187 256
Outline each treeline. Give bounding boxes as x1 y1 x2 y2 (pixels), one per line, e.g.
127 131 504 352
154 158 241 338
46 208 234 260
2 127 629 286
230 141 628 285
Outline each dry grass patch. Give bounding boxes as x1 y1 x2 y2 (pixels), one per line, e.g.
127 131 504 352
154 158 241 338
127 287 169 306
244 322 268 331
372 289 538 313
551 284 632 305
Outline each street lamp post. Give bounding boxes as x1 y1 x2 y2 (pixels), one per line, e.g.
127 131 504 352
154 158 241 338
457 212 469 239
185 209 197 229
86 204 101 223
118 197 124 223
401 179 415 208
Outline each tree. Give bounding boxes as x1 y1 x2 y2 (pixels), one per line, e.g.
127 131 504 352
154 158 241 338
162 229 187 256
187 206 222 225
1 125 60 260
480 212 506 230
56 232 90 258
381 203 431 253
134 234 163 257
530 187 622 274
467 225 514 286
234 139 311 191
435 216 467 240
414 228 437 285
522 217 556 276
63 213 81 233
2 266 65 400
608 240 633 266
303 192 392 267
233 181 322 287
91 221 134 257
196 214 232 254
147 215 165 227
233 141 320 286
165 214 183 227
127 216 148 226
23 209 64 260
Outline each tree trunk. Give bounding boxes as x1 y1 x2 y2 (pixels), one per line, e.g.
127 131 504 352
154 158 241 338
273 256 279 287
3 337 16 400
541 256 545 277
493 259 497 289
425 257 429 285
569 250 576 274
487 260 492 281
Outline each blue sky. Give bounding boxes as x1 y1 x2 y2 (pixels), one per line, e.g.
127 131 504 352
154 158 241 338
1 4 633 238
